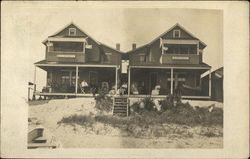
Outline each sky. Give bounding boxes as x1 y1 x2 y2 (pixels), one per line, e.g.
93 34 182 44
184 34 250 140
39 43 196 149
2 2 223 91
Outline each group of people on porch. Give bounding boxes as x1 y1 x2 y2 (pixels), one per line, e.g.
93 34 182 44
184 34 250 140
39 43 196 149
43 78 201 96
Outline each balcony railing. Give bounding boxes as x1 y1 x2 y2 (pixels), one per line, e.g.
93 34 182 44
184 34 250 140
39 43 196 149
46 51 85 63
162 54 200 64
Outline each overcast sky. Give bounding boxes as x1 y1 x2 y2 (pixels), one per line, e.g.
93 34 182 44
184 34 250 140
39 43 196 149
2 2 223 90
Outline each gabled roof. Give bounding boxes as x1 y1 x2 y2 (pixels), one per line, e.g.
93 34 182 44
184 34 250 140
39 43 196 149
42 22 124 54
42 22 100 45
127 23 207 54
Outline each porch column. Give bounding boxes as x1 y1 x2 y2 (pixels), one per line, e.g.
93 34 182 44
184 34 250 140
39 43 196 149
75 66 79 94
209 69 212 97
115 66 118 95
128 67 131 96
170 67 174 95
32 66 36 100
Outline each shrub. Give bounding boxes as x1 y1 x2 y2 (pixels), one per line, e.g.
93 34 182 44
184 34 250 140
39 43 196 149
94 87 113 112
96 87 109 99
130 102 140 114
95 97 113 112
159 95 174 112
143 97 156 111
130 98 156 113
57 114 94 126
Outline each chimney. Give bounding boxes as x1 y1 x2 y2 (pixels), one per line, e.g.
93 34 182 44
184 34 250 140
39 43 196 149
116 43 120 51
132 43 136 50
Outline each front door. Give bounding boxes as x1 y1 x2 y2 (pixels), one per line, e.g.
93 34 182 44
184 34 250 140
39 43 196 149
149 72 158 94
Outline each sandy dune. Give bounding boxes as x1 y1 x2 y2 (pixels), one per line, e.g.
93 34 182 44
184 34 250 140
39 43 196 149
28 98 223 148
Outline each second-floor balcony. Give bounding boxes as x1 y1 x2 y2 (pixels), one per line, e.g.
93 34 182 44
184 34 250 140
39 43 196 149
46 41 86 63
162 54 200 64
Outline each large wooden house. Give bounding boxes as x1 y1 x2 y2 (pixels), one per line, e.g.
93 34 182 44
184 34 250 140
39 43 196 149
34 23 123 97
34 23 212 99
126 24 211 99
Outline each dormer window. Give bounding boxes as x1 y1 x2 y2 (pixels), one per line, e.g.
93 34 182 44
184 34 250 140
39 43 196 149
69 28 76 36
173 30 181 38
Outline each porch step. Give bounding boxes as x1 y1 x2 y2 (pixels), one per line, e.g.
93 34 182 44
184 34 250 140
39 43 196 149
113 97 129 116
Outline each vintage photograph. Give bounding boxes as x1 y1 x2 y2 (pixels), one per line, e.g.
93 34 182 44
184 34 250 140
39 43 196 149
26 8 224 149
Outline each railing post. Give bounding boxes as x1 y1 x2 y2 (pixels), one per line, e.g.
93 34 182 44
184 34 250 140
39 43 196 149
32 66 37 100
128 67 131 96
209 69 212 98
115 66 118 95
170 67 173 95
75 66 78 94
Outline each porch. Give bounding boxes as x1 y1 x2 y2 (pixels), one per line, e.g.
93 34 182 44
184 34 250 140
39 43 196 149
127 65 211 99
33 61 119 98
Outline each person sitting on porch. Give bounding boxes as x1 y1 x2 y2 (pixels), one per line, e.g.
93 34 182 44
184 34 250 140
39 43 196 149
151 85 161 95
120 82 128 95
80 80 88 94
131 82 139 95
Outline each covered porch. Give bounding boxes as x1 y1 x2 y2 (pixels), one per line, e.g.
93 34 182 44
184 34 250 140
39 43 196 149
128 65 211 99
33 61 119 98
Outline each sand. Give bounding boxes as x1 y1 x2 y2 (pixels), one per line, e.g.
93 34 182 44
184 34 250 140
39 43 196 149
28 98 223 148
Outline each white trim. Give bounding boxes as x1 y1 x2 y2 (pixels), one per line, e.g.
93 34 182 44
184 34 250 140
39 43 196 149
56 54 76 58
170 68 173 94
35 63 118 68
173 29 181 38
115 67 118 94
161 39 199 45
69 28 76 36
129 65 211 70
48 37 87 42
75 66 78 93
128 68 131 96
172 56 189 60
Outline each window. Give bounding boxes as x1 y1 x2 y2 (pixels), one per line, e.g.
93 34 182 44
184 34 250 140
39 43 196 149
53 42 83 52
69 28 76 36
173 30 181 38
61 71 79 86
139 54 146 62
104 53 112 63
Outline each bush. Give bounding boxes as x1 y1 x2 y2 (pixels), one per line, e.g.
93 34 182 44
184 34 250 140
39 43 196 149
130 98 156 113
94 87 113 112
159 95 174 112
143 97 156 111
57 114 94 126
158 101 223 126
95 96 113 112
130 102 140 114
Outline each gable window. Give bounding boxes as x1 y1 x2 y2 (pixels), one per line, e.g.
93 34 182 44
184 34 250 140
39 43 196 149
69 28 76 36
173 30 181 38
